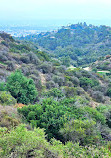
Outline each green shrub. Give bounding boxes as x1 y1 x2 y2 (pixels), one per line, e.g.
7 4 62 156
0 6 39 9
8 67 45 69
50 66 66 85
91 91 105 103
18 98 86 141
6 61 16 71
80 77 99 89
63 86 77 98
0 111 19 129
36 51 50 61
20 55 30 63
96 104 111 128
9 43 31 53
0 91 16 106
38 63 52 73
0 124 111 158
43 88 65 99
70 76 80 86
46 81 57 89
0 124 60 158
28 52 40 64
0 82 6 91
18 99 65 140
6 70 38 104
60 119 101 145
107 88 111 97
74 96 89 106
52 75 65 86
84 106 106 124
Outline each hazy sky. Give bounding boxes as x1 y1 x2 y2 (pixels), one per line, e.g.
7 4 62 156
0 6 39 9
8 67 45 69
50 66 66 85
0 0 111 26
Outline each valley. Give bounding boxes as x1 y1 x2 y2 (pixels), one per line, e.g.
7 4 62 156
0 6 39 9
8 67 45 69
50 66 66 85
0 24 111 157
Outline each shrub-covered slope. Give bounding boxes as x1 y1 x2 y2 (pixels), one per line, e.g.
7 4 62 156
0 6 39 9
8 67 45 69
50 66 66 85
20 23 111 66
0 32 111 157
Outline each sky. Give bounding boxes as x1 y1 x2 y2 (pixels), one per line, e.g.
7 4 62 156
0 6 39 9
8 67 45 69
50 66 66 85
0 0 111 26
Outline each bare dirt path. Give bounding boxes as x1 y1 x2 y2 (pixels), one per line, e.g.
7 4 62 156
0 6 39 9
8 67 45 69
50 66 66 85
83 67 91 71
39 72 46 85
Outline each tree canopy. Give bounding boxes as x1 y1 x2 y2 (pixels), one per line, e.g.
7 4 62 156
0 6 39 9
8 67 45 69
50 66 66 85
6 70 38 104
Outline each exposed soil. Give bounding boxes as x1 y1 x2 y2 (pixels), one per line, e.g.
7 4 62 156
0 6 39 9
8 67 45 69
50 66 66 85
39 72 46 85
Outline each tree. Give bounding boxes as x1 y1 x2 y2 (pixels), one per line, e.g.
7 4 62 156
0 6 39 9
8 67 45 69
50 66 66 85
61 56 70 67
18 98 85 141
107 88 111 97
6 70 38 104
92 67 97 73
80 77 99 89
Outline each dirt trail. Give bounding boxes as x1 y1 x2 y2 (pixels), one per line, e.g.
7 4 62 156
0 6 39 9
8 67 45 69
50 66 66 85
0 39 3 43
39 72 46 85
83 67 91 71
98 79 104 85
15 64 21 69
85 91 99 108
90 100 99 108
68 65 76 69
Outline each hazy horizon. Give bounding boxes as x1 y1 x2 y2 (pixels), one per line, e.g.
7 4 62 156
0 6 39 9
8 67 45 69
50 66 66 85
0 0 111 27
1 19 111 27
1 0 111 37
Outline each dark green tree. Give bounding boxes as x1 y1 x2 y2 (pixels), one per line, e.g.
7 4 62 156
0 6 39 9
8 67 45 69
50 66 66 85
6 70 38 104
61 56 70 67
107 88 111 97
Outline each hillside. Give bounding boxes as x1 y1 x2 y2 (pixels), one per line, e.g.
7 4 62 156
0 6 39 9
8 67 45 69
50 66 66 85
20 23 111 67
0 32 111 157
0 32 111 103
91 55 111 71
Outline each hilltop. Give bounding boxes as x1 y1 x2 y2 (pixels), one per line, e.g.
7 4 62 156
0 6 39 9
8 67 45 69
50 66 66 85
20 22 111 67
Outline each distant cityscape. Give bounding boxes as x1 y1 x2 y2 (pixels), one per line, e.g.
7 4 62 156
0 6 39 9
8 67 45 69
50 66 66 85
0 24 58 37
0 19 111 37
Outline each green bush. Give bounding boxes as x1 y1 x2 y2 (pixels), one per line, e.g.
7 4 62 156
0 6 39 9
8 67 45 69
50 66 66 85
0 111 19 129
91 91 105 103
69 76 80 86
0 91 16 105
84 106 106 124
6 61 16 71
52 75 65 86
107 88 111 97
43 88 65 99
63 86 77 98
0 82 6 91
0 124 111 157
0 124 111 158
80 77 99 89
96 104 111 128
6 70 38 104
38 63 52 73
60 119 101 145
28 52 40 64
18 98 86 141
46 81 57 89
36 51 50 61
0 124 60 158
9 43 31 53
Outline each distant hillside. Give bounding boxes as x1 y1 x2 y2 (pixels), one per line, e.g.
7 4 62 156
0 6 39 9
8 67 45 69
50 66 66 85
20 23 111 66
0 32 111 104
91 55 111 71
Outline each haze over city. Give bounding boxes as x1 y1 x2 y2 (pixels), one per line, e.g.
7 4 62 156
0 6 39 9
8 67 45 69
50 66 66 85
0 0 111 36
